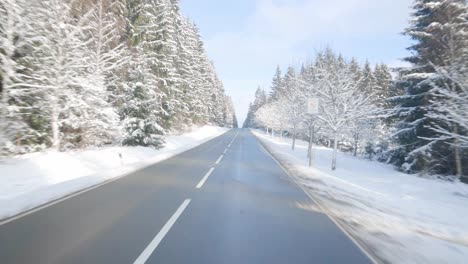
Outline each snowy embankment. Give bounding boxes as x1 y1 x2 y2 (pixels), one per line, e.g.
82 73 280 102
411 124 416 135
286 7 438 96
0 126 228 221
253 130 468 264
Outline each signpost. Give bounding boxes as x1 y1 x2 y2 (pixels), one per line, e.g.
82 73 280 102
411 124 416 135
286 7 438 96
307 98 319 115
306 98 319 167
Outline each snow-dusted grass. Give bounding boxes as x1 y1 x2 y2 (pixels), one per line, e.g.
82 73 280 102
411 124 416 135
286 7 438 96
253 130 468 264
0 126 228 221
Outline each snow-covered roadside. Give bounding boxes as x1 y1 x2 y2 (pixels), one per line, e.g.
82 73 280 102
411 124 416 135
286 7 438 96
253 130 468 264
0 126 228 221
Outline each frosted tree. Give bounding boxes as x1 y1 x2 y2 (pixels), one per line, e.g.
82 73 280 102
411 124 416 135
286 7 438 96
222 96 235 128
148 0 182 129
24 0 98 150
424 1 468 178
313 49 378 170
182 20 208 124
299 63 324 162
77 0 129 147
360 60 376 98
255 103 283 134
173 16 195 126
374 64 393 109
392 0 468 175
244 86 267 128
427 62 468 177
0 0 36 154
282 66 307 150
269 66 284 101
120 47 165 148
0 0 232 155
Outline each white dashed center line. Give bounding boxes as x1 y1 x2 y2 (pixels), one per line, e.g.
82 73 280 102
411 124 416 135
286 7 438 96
196 167 215 189
133 199 191 264
215 155 224 164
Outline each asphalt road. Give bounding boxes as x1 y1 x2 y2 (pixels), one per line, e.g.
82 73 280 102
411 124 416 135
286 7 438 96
0 129 373 264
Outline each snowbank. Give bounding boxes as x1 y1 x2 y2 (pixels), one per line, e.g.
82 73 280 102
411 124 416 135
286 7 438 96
253 130 468 264
0 126 228 221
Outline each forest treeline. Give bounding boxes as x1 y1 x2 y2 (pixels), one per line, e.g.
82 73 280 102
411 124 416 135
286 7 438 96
0 0 237 155
244 0 468 180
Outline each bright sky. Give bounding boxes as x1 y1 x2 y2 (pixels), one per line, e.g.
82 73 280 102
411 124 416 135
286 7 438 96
180 0 413 125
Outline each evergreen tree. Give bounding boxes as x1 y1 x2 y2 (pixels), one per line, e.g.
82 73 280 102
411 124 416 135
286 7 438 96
0 0 44 154
243 86 267 128
374 64 393 109
0 0 233 155
269 65 283 101
391 0 467 174
120 47 165 148
360 60 377 99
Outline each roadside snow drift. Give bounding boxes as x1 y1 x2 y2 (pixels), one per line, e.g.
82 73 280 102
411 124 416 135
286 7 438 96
253 130 468 264
0 126 228 221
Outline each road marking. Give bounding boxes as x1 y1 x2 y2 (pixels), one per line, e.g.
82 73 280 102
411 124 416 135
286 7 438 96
223 148 228 154
133 199 191 264
254 135 380 264
226 132 238 149
0 132 231 225
215 155 224 164
196 167 215 189
230 133 238 144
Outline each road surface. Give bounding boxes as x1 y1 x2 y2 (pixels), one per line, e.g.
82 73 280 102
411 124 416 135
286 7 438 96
0 129 373 264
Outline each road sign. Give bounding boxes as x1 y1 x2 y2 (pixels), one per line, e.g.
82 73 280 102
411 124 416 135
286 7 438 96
307 98 319 114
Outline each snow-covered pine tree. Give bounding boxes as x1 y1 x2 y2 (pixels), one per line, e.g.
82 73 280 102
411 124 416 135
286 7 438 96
0 0 43 155
391 0 467 175
243 86 267 128
213 76 229 126
222 96 233 128
120 46 165 148
243 103 255 128
269 66 284 101
360 60 377 100
149 0 182 129
26 0 98 150
78 0 128 147
172 15 194 127
182 20 208 124
424 1 468 178
374 64 393 109
119 0 166 148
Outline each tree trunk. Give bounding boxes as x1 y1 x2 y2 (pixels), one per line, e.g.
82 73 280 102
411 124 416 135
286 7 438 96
308 127 314 167
51 100 60 150
332 132 338 171
454 126 463 178
353 138 358 157
307 128 312 159
292 131 296 151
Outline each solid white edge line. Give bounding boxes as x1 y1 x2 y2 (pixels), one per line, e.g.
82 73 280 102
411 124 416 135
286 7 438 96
196 167 215 189
133 199 191 264
215 155 224 164
253 132 381 264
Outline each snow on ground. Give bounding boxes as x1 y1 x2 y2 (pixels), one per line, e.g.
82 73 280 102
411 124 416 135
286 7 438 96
0 126 228 221
253 130 468 264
